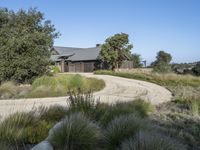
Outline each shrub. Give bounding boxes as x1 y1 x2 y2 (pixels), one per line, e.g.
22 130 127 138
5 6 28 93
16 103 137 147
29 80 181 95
0 112 36 144
27 85 66 98
104 114 147 150
0 109 59 145
68 74 85 91
85 77 105 92
51 66 61 73
99 100 154 125
120 130 186 150
67 91 97 118
47 113 101 150
0 82 19 99
38 105 68 122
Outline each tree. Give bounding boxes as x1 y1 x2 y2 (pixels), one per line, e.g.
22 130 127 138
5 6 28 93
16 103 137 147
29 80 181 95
0 8 59 83
131 54 142 68
152 51 172 73
99 33 133 70
192 62 200 76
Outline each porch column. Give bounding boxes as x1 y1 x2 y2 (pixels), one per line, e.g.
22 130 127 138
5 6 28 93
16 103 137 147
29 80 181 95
61 59 65 72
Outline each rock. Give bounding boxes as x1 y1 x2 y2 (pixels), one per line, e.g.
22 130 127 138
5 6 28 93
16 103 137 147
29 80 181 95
48 121 63 137
31 141 53 150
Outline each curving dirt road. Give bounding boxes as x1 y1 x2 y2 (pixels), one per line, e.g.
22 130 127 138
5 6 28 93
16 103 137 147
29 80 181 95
0 73 172 120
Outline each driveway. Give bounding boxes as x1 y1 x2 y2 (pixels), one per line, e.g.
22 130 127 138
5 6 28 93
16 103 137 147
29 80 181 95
0 73 172 119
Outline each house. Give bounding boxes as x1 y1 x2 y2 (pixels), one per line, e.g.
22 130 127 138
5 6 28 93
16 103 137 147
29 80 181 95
50 44 133 72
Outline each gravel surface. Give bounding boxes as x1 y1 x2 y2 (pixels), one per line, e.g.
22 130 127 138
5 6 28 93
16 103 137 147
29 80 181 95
0 73 172 119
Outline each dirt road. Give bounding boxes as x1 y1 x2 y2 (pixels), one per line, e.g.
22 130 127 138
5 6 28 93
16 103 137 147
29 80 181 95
0 73 172 119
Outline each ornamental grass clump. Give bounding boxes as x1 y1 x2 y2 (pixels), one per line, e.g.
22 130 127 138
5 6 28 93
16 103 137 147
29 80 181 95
104 114 147 150
47 113 101 150
120 130 186 150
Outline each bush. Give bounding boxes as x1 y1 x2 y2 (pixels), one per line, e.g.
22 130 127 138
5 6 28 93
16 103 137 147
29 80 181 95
85 77 105 92
51 66 61 73
120 130 186 150
0 82 19 99
0 112 36 144
67 91 98 118
47 113 101 150
0 106 67 146
68 74 85 91
38 105 68 123
0 142 14 150
98 100 154 125
104 114 147 150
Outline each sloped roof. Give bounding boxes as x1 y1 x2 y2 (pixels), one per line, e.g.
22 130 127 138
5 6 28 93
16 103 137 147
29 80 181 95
51 46 101 62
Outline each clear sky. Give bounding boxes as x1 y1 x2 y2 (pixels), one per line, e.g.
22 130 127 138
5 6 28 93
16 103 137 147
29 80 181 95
0 0 200 64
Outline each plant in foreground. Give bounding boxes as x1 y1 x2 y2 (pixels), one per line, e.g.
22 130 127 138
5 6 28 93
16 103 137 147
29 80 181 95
120 130 186 150
47 113 101 150
104 114 147 150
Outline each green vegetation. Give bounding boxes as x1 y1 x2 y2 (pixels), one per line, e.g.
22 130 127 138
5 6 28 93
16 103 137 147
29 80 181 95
99 33 133 70
0 105 68 148
0 74 105 99
131 53 143 68
104 114 146 150
0 92 184 150
48 113 101 150
0 8 59 83
120 131 186 150
151 51 172 73
95 70 200 87
95 69 200 149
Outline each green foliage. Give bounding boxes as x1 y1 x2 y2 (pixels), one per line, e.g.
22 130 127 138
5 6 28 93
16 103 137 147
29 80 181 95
104 114 146 150
0 105 67 146
192 62 200 76
38 105 68 123
68 74 85 90
0 74 105 99
99 100 154 125
47 113 101 150
67 91 98 118
152 51 172 73
85 77 105 92
131 54 143 68
51 66 61 73
99 33 133 70
95 70 200 87
120 131 186 150
0 8 59 83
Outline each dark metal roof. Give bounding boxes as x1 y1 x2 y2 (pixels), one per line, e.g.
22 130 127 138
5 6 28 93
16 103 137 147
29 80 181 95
51 46 101 62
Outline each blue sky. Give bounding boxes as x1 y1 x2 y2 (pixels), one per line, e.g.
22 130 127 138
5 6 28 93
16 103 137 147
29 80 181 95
0 0 200 64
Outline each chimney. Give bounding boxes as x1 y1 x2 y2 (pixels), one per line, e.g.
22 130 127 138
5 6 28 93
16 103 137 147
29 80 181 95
96 44 101 47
